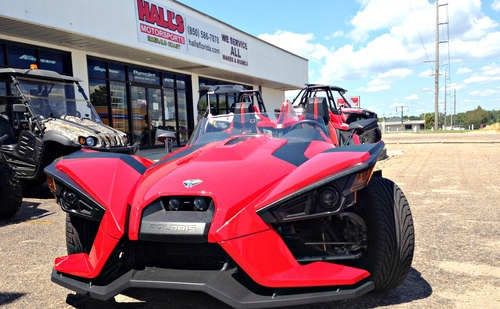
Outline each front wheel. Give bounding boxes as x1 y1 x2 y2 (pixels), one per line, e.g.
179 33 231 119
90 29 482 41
360 127 382 144
0 162 23 218
356 177 414 291
66 214 100 255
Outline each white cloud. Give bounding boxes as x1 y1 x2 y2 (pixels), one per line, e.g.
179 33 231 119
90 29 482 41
389 102 408 108
457 67 472 74
355 68 413 93
463 63 500 84
325 30 344 40
258 31 330 62
356 84 390 93
419 69 433 77
468 89 497 96
493 0 500 11
405 94 419 100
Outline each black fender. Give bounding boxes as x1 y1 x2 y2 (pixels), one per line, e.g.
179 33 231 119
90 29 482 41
43 130 77 147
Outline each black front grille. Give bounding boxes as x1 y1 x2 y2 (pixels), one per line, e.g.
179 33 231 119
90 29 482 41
133 241 229 270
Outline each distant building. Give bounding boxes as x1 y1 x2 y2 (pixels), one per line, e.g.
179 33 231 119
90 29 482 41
380 118 425 132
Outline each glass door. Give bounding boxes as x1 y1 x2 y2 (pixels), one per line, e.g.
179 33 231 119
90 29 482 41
147 87 162 146
130 85 148 146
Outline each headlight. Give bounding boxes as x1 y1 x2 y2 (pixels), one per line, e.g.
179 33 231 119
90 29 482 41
258 166 375 224
86 137 95 146
78 136 97 146
163 196 213 212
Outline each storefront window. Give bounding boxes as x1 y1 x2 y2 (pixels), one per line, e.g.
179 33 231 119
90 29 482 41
87 59 106 79
0 43 5 66
0 40 71 75
129 67 160 84
8 45 37 68
177 90 188 143
148 88 162 146
163 74 174 88
110 81 128 134
89 79 109 125
87 57 192 148
198 78 251 115
130 85 148 146
109 63 126 80
163 88 176 132
176 76 186 89
39 50 68 73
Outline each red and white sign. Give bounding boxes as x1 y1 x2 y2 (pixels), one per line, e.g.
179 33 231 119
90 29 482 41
337 97 360 108
136 0 187 52
351 96 360 108
135 0 249 68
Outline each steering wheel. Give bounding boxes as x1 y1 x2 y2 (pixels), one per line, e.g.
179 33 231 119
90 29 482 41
287 119 329 136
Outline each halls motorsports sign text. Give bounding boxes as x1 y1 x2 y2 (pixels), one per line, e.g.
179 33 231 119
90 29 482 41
135 0 248 68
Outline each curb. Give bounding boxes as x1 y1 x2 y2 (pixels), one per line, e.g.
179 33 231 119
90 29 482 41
384 141 500 144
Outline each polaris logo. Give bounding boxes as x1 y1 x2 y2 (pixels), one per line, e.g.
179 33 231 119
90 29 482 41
183 179 203 188
146 222 204 234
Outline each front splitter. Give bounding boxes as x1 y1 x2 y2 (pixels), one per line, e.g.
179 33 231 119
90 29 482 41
52 267 374 308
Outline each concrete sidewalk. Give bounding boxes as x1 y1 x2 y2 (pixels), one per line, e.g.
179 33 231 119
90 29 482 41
382 131 500 144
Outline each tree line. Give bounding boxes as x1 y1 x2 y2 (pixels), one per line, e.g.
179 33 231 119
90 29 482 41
379 106 499 129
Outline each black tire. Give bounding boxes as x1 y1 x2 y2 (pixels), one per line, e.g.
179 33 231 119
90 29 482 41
0 162 23 218
356 177 414 291
360 127 382 144
66 214 99 255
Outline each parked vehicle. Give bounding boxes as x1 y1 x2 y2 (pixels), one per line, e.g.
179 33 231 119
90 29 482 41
0 134 22 218
197 84 267 117
0 67 138 218
292 84 382 144
46 95 414 308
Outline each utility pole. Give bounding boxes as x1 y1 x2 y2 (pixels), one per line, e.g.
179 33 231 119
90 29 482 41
434 0 439 131
444 70 447 129
453 89 456 128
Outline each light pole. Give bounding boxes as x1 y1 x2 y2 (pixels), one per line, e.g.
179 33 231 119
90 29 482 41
396 105 409 130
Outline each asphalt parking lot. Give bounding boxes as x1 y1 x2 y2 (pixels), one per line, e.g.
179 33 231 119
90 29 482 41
1 131 499 308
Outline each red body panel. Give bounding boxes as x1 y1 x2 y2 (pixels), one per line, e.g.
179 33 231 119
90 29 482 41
219 229 369 287
52 135 381 286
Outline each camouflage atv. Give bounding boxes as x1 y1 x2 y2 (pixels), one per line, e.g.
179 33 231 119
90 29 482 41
0 68 138 218
0 134 22 218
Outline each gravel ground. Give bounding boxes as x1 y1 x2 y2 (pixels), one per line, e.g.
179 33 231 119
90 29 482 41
0 132 499 308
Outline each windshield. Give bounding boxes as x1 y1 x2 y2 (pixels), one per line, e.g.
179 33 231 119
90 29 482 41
188 110 330 146
16 77 100 122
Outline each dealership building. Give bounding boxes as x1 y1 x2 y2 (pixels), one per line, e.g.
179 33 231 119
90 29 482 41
0 0 308 148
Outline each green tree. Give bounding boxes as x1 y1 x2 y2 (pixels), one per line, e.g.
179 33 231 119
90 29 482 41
464 106 489 129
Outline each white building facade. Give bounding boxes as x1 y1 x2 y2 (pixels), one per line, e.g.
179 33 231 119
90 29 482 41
0 0 308 147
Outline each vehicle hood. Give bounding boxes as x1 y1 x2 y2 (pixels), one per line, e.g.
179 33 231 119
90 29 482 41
342 107 376 116
128 136 367 237
131 136 297 222
42 116 128 148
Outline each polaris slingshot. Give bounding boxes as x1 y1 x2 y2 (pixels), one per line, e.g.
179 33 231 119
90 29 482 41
45 94 414 308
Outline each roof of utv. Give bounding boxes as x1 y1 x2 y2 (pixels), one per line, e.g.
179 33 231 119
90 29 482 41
304 84 347 93
0 68 81 83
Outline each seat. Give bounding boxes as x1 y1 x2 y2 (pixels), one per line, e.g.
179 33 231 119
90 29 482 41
232 102 257 134
305 97 330 125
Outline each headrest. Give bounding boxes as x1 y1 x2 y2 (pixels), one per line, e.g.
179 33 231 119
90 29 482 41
306 97 329 123
234 102 255 114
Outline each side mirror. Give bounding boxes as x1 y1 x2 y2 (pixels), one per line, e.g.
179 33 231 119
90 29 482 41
347 118 378 135
13 104 27 113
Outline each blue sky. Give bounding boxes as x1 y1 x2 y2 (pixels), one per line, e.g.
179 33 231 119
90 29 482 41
178 0 500 117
